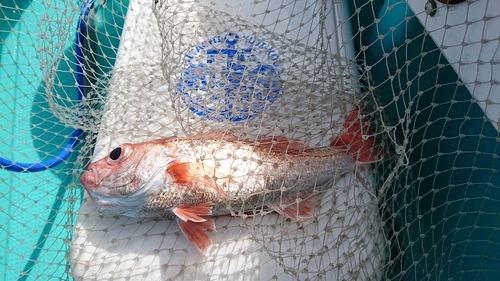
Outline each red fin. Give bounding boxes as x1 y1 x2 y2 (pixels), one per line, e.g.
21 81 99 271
177 218 215 252
173 202 213 222
257 136 312 154
271 194 315 221
166 162 191 185
167 162 233 200
331 106 384 163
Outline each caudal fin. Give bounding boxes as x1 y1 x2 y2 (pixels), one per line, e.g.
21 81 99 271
331 106 385 163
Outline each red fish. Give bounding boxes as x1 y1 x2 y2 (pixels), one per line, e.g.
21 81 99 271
80 108 385 252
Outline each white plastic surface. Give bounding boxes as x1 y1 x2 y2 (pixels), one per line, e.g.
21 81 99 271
408 0 500 130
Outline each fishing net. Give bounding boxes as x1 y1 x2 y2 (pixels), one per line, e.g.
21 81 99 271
1 0 499 280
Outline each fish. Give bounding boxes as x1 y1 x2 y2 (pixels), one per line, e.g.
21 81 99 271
80 107 386 252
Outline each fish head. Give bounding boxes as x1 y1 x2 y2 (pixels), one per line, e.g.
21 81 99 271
80 143 143 197
80 141 176 215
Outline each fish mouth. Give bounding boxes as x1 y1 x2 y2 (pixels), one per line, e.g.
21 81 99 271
80 171 126 207
80 168 99 191
81 167 138 199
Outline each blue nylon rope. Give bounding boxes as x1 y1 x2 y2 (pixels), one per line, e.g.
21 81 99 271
0 0 93 172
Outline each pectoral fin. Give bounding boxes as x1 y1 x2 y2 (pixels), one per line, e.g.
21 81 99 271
166 161 234 200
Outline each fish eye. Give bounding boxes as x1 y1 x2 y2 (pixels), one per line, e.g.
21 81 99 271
109 147 122 160
106 144 132 165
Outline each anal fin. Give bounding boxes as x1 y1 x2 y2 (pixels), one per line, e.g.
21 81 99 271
271 194 316 221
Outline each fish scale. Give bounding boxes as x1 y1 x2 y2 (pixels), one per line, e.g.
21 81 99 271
136 141 355 218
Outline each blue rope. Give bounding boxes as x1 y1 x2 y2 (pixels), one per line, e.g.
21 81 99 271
18 0 95 279
0 0 95 172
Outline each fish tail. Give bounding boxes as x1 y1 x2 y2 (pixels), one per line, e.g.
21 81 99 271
331 106 386 163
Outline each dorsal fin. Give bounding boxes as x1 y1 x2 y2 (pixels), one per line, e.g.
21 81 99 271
256 136 313 154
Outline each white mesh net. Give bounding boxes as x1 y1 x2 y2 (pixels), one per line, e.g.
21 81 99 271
1 0 499 280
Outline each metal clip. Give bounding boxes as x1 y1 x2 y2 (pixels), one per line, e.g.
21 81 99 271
425 0 437 17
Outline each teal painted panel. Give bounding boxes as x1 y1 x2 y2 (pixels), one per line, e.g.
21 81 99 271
0 0 129 279
349 1 500 280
